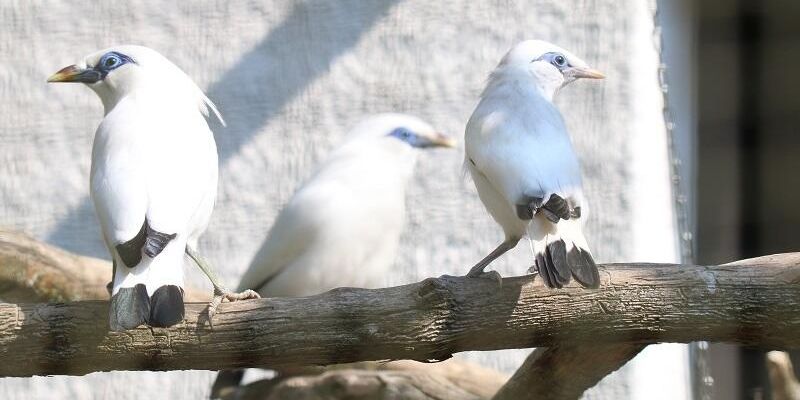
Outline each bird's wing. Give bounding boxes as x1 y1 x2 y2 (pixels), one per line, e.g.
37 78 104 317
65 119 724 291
90 101 153 262
236 181 331 293
142 105 218 238
465 97 583 210
93 100 217 259
238 149 409 295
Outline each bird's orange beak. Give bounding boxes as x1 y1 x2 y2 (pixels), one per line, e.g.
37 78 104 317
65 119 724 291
571 66 605 80
48 65 102 83
428 132 457 148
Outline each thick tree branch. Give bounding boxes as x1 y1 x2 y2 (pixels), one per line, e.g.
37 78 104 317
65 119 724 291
492 344 645 400
1 252 799 377
0 229 109 302
228 360 508 400
0 229 206 302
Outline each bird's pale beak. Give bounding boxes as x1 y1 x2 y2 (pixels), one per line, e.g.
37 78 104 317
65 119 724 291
47 65 102 84
570 66 605 80
427 132 457 148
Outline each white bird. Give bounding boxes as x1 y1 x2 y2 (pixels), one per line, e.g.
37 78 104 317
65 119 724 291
464 40 605 288
49 45 259 331
211 113 454 398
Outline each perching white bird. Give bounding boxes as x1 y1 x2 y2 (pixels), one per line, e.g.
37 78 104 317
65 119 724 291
464 40 605 288
210 113 454 398
48 45 259 331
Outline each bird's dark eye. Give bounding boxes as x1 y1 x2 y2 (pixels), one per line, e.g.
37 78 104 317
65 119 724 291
553 54 567 67
389 127 416 144
104 56 120 68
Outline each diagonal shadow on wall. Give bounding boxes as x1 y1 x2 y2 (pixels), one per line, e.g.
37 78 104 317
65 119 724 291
46 0 401 258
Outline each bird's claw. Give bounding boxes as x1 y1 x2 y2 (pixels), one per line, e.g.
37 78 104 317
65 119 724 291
527 264 539 275
207 289 261 322
466 269 503 286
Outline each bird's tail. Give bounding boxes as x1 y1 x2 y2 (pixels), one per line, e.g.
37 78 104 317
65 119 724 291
110 235 186 331
210 369 246 399
528 217 599 288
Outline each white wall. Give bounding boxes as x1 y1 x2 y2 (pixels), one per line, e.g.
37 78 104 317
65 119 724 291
0 0 685 398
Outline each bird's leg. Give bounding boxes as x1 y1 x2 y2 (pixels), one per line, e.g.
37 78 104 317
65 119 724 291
467 238 520 282
106 260 116 296
185 246 260 322
526 237 539 275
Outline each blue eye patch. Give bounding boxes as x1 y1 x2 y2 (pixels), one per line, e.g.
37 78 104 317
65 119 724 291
94 51 136 78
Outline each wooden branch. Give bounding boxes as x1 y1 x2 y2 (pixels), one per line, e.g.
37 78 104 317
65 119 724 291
1 252 800 377
0 229 109 302
492 344 644 400
0 228 206 302
228 360 507 400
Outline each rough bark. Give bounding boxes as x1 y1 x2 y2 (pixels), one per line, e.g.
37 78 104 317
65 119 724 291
0 252 799 377
226 360 508 400
492 344 645 400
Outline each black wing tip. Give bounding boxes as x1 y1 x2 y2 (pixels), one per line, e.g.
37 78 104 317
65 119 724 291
149 285 185 328
116 222 147 268
109 284 150 331
544 194 571 221
115 219 177 267
143 224 177 258
517 194 579 223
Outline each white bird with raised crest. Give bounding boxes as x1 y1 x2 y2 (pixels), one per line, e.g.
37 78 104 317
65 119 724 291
464 40 605 288
48 45 259 331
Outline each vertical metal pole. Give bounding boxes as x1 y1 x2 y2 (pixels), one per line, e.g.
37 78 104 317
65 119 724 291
737 1 766 399
655 0 710 398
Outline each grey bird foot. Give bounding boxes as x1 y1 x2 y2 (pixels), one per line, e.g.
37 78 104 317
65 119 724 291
527 264 539 275
207 289 261 323
466 268 503 286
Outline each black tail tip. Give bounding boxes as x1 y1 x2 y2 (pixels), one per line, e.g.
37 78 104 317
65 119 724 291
535 242 600 289
150 285 185 328
109 284 150 331
567 246 600 289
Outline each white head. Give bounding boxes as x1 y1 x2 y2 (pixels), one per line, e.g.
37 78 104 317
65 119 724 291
48 45 221 122
332 113 455 173
344 113 455 152
493 40 604 100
